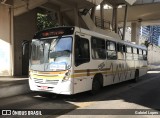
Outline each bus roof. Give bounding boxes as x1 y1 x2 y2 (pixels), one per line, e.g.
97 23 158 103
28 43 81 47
74 26 147 50
33 26 147 50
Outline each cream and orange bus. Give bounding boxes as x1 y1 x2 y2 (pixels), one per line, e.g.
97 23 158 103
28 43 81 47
29 26 148 95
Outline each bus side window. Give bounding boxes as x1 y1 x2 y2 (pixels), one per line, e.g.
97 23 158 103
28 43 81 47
123 45 126 52
75 35 90 66
106 41 117 60
143 50 147 60
117 43 125 60
91 37 106 59
117 43 123 52
133 48 138 60
126 46 133 60
138 49 143 60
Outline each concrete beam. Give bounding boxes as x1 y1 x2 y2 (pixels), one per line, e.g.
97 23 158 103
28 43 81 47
49 0 75 8
49 0 96 11
0 0 13 6
14 0 48 16
86 0 103 5
40 3 60 12
104 0 136 6
125 0 136 5
40 3 73 13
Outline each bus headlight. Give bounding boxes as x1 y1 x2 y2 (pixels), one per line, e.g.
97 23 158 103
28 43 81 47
29 76 32 80
29 72 32 80
62 70 71 81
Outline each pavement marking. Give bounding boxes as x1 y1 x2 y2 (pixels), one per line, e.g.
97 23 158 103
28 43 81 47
147 71 160 73
68 101 96 108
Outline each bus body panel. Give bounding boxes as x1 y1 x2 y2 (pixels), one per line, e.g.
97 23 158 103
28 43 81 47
29 26 148 95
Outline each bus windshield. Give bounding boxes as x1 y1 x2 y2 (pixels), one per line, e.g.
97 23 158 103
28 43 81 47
30 37 72 71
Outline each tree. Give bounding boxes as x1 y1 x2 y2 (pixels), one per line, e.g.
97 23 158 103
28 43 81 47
37 12 58 31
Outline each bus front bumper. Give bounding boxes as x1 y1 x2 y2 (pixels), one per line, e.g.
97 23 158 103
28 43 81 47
29 78 74 95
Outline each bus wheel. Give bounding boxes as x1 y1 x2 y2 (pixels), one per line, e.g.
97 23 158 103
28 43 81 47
134 70 139 83
91 75 102 94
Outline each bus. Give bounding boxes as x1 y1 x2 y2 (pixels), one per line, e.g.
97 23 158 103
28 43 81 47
29 26 148 95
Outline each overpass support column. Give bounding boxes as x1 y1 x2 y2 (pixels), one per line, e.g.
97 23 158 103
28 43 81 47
112 6 118 33
122 5 128 40
57 10 63 25
131 21 141 44
14 10 37 76
74 4 79 26
100 2 104 29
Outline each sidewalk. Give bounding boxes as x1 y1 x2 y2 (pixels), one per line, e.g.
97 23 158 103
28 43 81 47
0 76 31 99
148 64 160 70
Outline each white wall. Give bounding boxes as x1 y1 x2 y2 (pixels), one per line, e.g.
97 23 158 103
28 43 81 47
148 45 160 65
0 4 12 76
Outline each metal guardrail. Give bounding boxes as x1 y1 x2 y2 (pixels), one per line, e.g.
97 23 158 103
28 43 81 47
94 16 123 39
95 16 111 30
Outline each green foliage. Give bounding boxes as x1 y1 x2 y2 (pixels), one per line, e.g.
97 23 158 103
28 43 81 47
37 13 58 31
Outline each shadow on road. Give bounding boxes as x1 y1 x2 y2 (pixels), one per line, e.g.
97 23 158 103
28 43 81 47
54 71 160 110
0 70 160 116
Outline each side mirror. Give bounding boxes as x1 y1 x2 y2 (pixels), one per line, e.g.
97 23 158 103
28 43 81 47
22 40 30 55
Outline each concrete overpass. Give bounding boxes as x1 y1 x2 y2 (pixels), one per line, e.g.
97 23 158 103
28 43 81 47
96 2 160 26
0 0 160 77
95 0 160 42
0 0 104 76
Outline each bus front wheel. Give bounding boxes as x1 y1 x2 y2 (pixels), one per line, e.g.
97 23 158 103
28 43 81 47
91 75 103 94
134 69 139 83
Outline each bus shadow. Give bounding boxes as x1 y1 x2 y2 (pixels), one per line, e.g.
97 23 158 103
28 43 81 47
55 72 160 112
0 93 79 116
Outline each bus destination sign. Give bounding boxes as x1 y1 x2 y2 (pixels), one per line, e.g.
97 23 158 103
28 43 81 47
42 31 64 37
34 27 75 39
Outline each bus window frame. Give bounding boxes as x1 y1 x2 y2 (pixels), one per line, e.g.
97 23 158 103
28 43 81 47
117 43 126 60
126 45 133 60
74 35 90 66
106 40 117 60
143 50 147 60
91 37 106 60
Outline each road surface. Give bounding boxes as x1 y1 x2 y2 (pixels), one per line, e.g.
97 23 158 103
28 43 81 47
0 69 160 118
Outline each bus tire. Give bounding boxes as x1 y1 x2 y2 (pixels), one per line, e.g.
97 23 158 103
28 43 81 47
133 69 139 83
91 74 103 94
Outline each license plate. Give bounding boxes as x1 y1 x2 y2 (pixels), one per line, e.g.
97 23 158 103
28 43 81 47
40 86 48 90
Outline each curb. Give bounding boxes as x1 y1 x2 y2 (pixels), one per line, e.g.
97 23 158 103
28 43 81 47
0 80 31 99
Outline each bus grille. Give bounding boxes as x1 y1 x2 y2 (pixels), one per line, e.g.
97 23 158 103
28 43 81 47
34 79 43 83
45 80 59 85
34 78 59 85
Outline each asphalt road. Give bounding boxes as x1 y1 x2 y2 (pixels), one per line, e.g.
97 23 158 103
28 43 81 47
1 69 160 118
